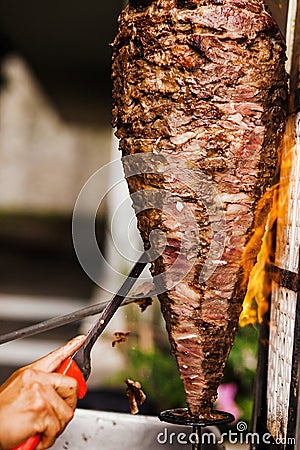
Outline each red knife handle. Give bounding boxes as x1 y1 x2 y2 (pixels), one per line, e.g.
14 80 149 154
57 357 87 399
10 358 87 450
11 435 41 450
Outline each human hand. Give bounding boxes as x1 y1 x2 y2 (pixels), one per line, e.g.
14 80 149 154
0 335 85 450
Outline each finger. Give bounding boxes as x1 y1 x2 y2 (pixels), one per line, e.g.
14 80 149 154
30 335 86 373
22 370 79 409
35 385 74 449
42 371 79 409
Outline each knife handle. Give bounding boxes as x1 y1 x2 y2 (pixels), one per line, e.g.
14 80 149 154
57 357 87 399
10 359 87 450
10 436 41 450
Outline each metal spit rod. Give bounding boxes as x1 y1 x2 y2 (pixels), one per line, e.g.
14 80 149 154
0 253 152 345
192 426 201 450
0 295 142 345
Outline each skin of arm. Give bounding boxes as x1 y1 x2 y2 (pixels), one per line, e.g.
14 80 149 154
0 335 85 450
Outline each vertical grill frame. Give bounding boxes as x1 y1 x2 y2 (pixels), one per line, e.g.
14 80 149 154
252 0 300 446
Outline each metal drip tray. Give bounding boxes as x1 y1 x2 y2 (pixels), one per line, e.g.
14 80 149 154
51 409 225 450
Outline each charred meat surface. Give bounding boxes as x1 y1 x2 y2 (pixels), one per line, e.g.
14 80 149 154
112 0 287 419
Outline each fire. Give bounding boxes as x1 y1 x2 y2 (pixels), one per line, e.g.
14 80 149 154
239 116 295 327
238 187 277 327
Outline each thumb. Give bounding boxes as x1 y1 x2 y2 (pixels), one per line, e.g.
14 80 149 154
28 335 86 373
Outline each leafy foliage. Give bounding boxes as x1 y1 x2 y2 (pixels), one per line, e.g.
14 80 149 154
222 325 258 424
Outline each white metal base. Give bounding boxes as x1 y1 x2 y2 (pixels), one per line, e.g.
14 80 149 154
51 409 225 450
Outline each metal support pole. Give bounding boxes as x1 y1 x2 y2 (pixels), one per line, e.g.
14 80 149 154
192 425 201 450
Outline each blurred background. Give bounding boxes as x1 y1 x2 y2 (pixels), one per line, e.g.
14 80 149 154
0 0 258 425
0 0 124 397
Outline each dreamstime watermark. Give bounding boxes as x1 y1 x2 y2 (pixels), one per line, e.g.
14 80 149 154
157 421 296 446
72 153 226 296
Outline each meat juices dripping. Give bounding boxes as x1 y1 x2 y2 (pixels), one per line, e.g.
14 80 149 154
112 0 288 419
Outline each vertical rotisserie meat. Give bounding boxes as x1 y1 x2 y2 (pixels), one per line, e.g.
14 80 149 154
112 0 287 419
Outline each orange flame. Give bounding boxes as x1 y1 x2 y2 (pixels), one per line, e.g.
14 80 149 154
239 116 295 327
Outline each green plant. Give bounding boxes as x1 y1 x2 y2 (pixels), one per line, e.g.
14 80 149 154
222 325 258 424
